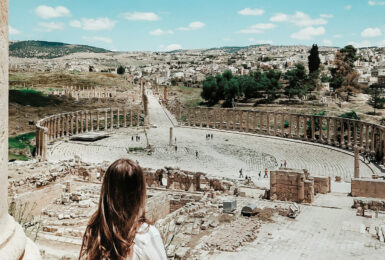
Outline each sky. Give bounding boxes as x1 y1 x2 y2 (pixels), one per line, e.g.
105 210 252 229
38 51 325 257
8 0 385 52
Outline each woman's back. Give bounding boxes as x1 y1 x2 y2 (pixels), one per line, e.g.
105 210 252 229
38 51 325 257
132 223 167 260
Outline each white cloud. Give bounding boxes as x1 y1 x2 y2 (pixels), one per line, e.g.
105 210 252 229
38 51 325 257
361 27 382 38
160 44 182 52
348 40 372 48
82 36 112 44
149 29 173 36
291 26 325 40
323 39 332 46
369 1 385 6
178 21 205 31
249 38 273 45
270 12 328 27
122 12 160 21
37 22 64 32
35 5 71 19
239 23 276 34
238 8 265 16
9 26 20 35
320 14 333 18
333 34 343 38
344 5 352 10
70 18 116 31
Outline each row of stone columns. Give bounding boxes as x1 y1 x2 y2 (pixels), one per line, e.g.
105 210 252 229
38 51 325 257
181 107 385 161
36 108 143 159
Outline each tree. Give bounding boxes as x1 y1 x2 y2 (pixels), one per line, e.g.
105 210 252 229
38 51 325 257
284 64 310 98
223 78 240 107
201 76 218 105
330 45 361 100
117 65 125 75
308 44 321 74
368 83 385 114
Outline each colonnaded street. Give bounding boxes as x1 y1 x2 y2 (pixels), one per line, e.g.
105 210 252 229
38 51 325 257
48 92 380 190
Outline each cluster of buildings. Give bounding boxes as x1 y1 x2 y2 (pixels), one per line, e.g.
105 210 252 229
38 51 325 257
9 44 385 89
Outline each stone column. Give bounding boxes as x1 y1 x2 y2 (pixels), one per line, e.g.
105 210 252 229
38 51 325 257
246 111 250 132
219 109 224 130
340 119 345 148
85 111 89 132
266 113 270 135
110 109 114 130
354 146 360 179
319 117 323 142
311 116 315 141
187 108 191 126
347 120 352 149
281 114 285 137
70 113 74 135
273 113 277 136
199 107 203 128
66 114 69 136
80 112 84 133
365 124 370 152
213 109 216 129
123 109 127 128
35 126 40 158
0 1 41 257
105 110 108 130
304 117 308 141
137 110 140 127
371 126 375 154
239 110 243 132
226 109 230 130
353 121 357 147
334 118 338 146
296 116 300 138
76 112 79 134
253 112 257 133
130 110 133 127
326 118 331 145
193 108 197 127
232 110 236 130
289 115 292 138
61 115 65 137
259 113 263 134
117 108 120 129
96 111 100 130
206 108 209 128
169 127 173 145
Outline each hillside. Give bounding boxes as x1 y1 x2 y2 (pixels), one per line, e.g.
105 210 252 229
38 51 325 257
9 40 110 59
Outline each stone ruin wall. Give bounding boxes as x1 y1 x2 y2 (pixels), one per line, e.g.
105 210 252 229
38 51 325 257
351 178 385 199
270 169 331 204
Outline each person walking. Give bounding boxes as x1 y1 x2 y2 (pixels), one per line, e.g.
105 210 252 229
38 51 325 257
239 168 243 178
79 159 167 260
264 168 268 178
284 160 287 168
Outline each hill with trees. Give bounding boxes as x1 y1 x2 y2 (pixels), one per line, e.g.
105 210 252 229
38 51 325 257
9 40 110 59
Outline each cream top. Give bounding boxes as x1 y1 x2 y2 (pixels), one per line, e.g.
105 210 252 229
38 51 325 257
131 224 167 260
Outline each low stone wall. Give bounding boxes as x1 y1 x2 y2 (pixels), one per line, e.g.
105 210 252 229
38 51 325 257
353 198 385 211
146 192 170 222
313 176 331 194
270 169 314 203
351 178 385 199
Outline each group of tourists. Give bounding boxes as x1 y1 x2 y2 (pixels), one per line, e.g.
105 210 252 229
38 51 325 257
131 135 141 142
206 133 213 140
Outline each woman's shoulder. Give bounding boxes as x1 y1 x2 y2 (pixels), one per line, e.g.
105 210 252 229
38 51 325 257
133 223 167 260
135 223 162 243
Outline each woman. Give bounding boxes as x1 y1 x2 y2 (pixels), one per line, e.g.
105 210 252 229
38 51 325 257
79 159 167 260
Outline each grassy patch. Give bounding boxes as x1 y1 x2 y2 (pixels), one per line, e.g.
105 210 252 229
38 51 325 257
9 153 29 161
9 132 36 154
10 89 62 107
126 147 145 153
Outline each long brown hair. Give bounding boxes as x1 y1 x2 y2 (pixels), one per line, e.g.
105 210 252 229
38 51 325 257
79 159 149 260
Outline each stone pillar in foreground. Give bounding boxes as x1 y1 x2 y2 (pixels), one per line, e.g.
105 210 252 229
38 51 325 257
169 127 173 145
354 146 360 179
0 1 41 258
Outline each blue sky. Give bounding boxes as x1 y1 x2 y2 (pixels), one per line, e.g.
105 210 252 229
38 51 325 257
8 0 385 51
